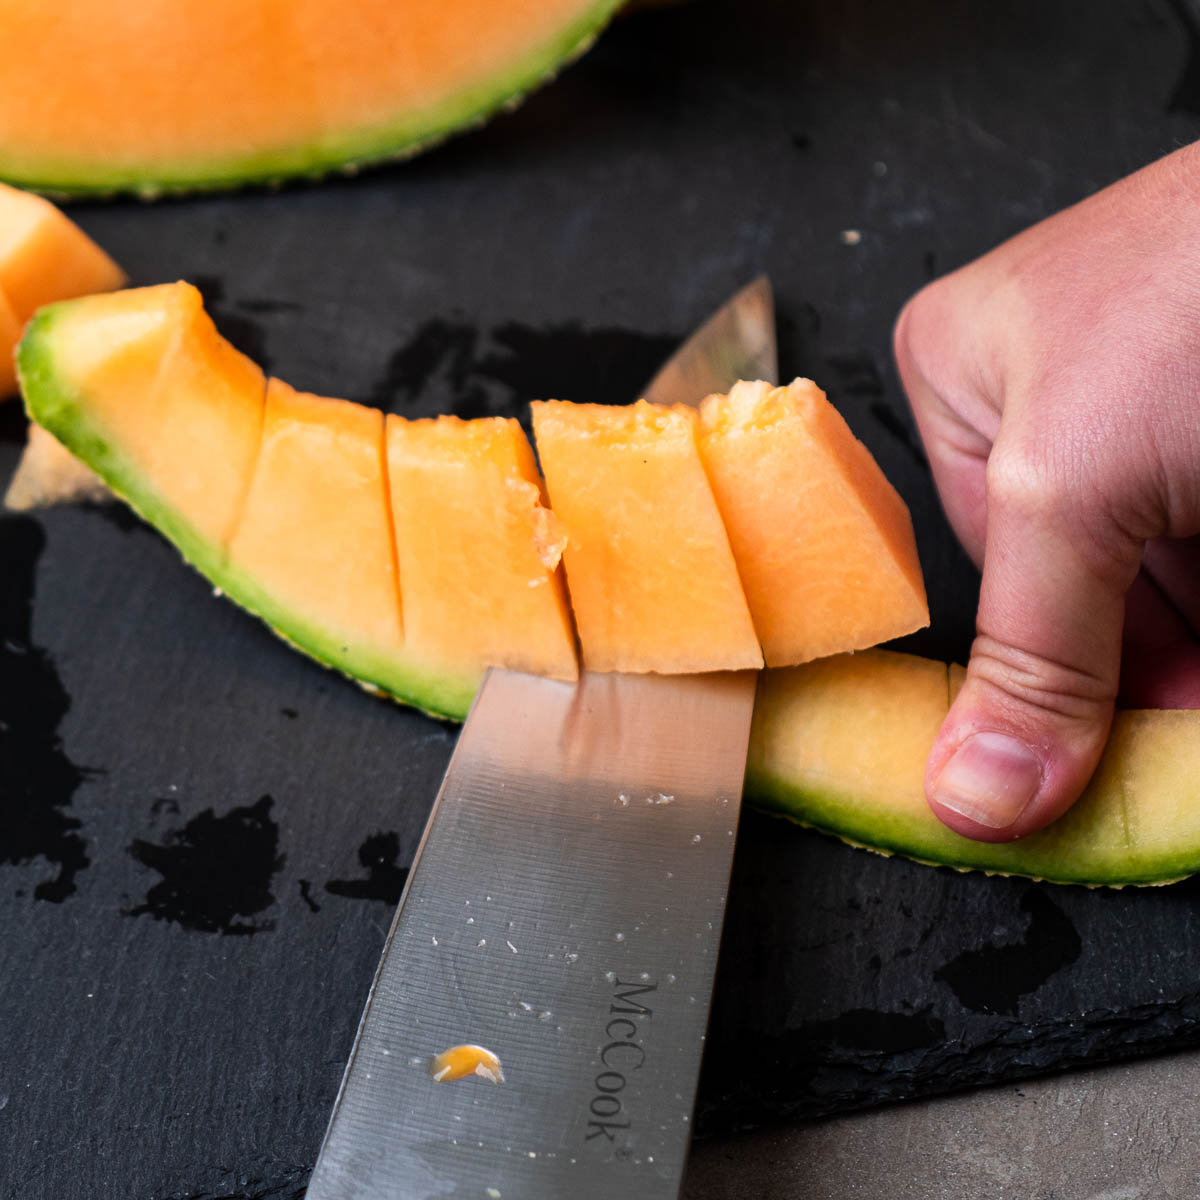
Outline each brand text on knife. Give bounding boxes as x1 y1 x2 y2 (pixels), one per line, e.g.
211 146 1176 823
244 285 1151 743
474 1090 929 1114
586 978 657 1144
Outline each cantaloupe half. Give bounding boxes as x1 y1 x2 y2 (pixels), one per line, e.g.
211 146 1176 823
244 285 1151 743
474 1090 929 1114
697 379 929 666
0 0 625 196
19 283 1200 886
0 182 125 395
532 399 763 674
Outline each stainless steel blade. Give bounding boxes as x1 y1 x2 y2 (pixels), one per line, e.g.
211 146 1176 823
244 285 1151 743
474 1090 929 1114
305 669 758 1200
641 276 777 407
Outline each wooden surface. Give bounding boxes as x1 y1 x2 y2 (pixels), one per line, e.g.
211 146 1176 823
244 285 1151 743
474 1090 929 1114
3 1 1200 1195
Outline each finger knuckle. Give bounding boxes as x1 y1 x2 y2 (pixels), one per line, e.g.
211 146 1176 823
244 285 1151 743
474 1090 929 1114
968 635 1115 726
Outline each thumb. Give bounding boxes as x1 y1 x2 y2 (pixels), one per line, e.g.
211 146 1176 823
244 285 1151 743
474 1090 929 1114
927 448 1141 841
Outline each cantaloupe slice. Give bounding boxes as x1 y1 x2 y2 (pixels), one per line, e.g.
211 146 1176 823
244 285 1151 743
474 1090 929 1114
0 182 125 397
386 415 578 690
747 648 1200 886
0 0 624 196
18 282 266 574
697 379 929 666
531 398 764 674
222 379 463 712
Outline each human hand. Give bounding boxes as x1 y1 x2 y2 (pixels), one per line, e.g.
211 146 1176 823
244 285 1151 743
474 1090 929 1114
893 141 1200 843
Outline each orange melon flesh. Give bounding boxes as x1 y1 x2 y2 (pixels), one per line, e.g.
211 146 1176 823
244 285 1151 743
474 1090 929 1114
226 379 421 702
0 183 124 397
0 0 623 195
386 414 578 686
0 286 18 394
698 379 929 666
0 183 125 322
17 282 265 570
531 398 763 674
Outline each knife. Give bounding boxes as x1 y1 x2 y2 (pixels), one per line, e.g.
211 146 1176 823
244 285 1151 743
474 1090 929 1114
305 277 778 1200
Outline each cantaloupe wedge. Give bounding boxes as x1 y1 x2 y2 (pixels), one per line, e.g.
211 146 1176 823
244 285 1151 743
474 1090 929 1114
0 182 125 396
21 283 1200 886
386 415 578 691
531 398 764 674
698 379 929 666
747 649 1200 886
0 0 624 196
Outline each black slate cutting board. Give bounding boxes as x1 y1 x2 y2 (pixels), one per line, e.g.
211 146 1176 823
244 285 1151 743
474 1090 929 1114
5 0 1200 1195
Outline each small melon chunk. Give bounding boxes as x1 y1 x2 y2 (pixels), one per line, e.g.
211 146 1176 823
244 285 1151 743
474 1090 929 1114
18 282 265 571
386 414 578 686
4 421 107 511
0 286 19 395
531 398 762 674
0 183 125 324
226 378 421 698
697 379 929 666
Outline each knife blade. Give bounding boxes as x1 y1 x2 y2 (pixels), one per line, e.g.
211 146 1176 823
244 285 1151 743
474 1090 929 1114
306 280 777 1200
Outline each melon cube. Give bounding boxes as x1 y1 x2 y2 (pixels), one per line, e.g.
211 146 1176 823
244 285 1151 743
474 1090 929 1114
0 182 124 324
697 379 928 667
531 398 763 674
227 378 411 693
386 414 578 683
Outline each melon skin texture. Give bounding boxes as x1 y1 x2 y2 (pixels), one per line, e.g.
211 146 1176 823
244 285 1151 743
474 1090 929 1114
0 0 626 197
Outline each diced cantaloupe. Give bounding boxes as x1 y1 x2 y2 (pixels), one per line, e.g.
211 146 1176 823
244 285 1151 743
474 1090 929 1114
698 379 929 666
386 414 578 685
0 287 19 395
0 183 125 399
18 281 264 572
531 398 763 674
225 378 416 699
0 183 125 323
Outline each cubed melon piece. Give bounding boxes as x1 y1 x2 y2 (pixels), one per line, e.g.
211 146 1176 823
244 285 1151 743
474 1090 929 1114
531 398 763 674
225 378 438 703
17 281 265 572
697 379 929 666
0 286 19 395
386 414 578 686
0 183 125 323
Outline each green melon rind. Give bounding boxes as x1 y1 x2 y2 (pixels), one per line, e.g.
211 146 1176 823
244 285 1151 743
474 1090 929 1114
0 1 625 199
745 740 1200 889
17 305 476 721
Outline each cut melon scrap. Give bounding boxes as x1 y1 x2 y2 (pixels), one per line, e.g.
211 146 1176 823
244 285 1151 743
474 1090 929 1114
747 648 1200 886
4 420 107 511
386 414 578 694
0 0 625 196
698 379 929 666
531 398 764 674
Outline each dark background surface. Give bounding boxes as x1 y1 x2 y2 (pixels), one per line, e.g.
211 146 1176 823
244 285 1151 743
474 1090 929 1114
3 1 1200 1196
